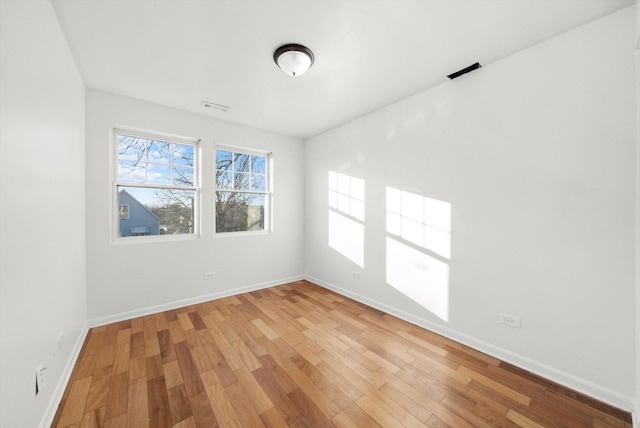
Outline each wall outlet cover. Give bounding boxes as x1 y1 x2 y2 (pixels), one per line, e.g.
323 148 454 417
500 313 522 329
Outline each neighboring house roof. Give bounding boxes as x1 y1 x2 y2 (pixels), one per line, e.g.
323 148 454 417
118 189 160 220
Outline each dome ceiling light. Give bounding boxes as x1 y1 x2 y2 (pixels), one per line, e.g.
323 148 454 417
273 44 314 77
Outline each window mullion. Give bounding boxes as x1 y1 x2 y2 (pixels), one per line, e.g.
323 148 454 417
214 188 268 195
116 182 196 191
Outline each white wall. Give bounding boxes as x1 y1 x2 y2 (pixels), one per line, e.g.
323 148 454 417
635 3 640 425
306 6 636 409
636 45 640 426
0 1 87 427
636 0 640 48
86 90 305 321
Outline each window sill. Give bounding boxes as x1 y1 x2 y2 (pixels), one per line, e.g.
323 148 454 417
111 233 200 245
214 230 271 239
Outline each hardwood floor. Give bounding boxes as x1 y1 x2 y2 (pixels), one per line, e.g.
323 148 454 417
52 280 632 427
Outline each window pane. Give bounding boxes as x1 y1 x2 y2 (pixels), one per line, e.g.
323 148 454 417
216 191 265 232
118 186 195 237
251 173 266 191
153 189 195 235
118 135 146 162
172 143 194 166
234 153 250 172
118 160 145 183
148 140 171 165
216 170 233 189
147 164 172 185
173 165 193 186
234 172 251 191
252 155 266 173
216 150 233 171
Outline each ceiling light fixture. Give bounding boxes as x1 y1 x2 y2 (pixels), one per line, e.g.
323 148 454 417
273 44 314 77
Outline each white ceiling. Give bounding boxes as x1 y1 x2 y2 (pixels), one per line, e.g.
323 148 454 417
51 0 633 139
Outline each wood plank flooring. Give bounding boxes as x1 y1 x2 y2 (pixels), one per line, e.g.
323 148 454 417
52 280 632 427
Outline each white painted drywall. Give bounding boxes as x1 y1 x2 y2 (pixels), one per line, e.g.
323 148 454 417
306 6 636 407
635 3 640 423
636 0 640 48
636 55 640 426
0 1 87 427
85 90 305 321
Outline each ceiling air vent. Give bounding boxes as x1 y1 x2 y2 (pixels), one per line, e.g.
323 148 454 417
447 62 481 80
201 100 230 112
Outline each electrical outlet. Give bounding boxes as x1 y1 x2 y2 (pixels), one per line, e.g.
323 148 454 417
204 272 215 280
500 313 522 329
351 271 360 280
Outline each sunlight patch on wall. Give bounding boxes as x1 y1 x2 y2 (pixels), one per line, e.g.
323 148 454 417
329 171 365 221
386 237 449 321
329 211 365 268
328 171 365 267
386 187 451 321
386 187 451 258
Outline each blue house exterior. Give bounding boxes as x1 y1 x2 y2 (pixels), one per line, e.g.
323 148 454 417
118 189 160 237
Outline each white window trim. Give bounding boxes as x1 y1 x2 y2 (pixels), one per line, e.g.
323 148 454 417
112 126 201 243
214 144 273 236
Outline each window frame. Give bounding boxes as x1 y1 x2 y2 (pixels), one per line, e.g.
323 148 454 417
112 127 201 243
214 144 272 236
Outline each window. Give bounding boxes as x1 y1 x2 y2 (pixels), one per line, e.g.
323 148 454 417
215 147 270 233
115 129 198 239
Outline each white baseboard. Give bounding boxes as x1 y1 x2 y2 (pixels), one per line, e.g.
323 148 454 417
39 321 90 428
88 275 305 328
305 275 636 416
